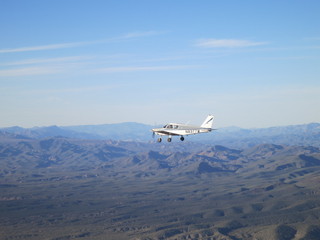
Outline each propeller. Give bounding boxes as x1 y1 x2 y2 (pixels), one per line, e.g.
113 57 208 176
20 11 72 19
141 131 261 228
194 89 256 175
151 121 157 139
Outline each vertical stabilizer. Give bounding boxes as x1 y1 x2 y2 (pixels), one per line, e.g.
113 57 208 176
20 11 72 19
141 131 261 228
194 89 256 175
201 115 214 128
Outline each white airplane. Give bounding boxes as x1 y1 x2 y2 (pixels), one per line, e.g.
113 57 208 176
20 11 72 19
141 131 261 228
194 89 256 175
152 115 214 142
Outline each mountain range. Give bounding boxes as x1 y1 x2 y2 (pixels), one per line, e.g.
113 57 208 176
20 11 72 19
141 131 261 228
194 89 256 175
1 122 320 148
1 133 320 239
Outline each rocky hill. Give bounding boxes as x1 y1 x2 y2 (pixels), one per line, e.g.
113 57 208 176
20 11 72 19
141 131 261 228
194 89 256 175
1 136 320 239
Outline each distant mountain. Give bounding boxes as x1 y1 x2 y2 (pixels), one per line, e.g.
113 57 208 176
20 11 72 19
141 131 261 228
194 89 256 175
1 125 99 139
0 123 152 141
62 122 152 140
203 122 320 148
1 122 320 148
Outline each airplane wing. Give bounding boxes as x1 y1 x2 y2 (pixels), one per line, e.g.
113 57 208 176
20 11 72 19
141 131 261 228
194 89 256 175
152 130 181 136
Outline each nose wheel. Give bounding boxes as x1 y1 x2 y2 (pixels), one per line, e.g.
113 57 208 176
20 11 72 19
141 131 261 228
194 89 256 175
180 136 184 141
157 138 162 142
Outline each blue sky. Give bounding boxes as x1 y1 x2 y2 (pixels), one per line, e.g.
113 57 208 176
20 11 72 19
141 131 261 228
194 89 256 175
1 0 319 128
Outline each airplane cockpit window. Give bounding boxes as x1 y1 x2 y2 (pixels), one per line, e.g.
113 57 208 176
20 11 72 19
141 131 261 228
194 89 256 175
163 124 175 129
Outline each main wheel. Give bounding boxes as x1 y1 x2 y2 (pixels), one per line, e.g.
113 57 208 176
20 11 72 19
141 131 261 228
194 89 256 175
180 136 184 141
157 138 162 142
167 138 172 142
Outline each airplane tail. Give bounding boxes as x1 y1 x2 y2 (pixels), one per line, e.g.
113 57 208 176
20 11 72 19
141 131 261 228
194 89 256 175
201 115 214 129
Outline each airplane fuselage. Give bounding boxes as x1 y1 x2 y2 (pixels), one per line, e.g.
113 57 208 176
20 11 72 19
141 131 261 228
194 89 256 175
151 115 214 142
152 124 212 136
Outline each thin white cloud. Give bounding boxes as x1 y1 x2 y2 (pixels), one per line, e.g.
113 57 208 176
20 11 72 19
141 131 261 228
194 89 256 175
98 65 196 73
196 39 268 48
0 67 61 77
2 56 92 66
0 42 89 54
0 55 95 77
0 31 165 54
16 84 125 95
0 60 190 77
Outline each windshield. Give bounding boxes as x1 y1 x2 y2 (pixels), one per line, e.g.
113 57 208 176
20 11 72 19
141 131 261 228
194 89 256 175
163 124 178 129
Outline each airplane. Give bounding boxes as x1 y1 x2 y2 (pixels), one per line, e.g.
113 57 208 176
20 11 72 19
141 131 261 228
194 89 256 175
151 115 214 142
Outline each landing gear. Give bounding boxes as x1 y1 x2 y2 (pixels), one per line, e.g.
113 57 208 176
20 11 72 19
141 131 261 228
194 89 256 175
156 136 184 143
